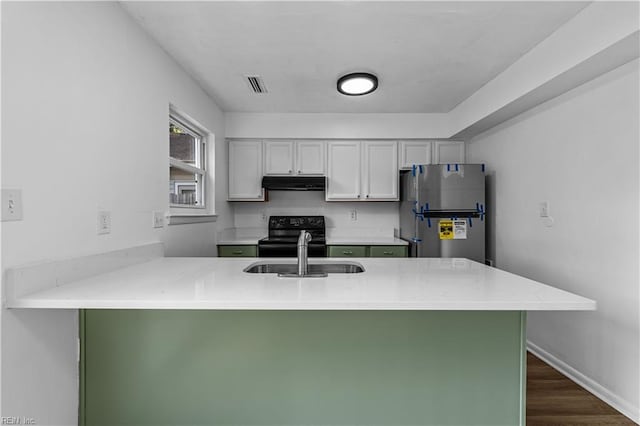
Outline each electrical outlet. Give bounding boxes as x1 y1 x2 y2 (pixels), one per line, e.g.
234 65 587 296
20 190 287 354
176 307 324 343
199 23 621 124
350 209 357 221
1 189 23 221
153 211 165 228
97 211 111 235
260 210 267 222
539 201 550 218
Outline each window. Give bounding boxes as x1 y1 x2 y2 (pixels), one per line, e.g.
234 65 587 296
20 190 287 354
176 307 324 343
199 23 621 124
169 114 206 208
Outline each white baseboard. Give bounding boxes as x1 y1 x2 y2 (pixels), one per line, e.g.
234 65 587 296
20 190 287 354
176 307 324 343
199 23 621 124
527 340 639 424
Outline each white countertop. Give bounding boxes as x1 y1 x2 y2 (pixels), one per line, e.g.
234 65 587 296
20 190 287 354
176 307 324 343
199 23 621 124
217 228 408 246
325 227 408 245
326 236 408 245
7 257 595 311
216 228 266 245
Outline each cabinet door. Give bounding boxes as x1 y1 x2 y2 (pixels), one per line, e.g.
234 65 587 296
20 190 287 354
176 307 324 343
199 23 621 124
399 141 431 169
362 141 398 200
228 140 264 200
327 246 368 257
434 141 465 164
369 245 408 257
218 245 257 257
264 140 294 175
326 141 361 200
296 141 325 175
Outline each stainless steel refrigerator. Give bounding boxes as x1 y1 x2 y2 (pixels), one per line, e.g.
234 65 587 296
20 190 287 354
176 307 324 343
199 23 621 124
399 164 486 263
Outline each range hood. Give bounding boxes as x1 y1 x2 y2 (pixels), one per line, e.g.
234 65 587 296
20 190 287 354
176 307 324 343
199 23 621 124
261 176 325 191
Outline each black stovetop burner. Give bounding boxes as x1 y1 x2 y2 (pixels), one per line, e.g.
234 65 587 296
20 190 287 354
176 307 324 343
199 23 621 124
258 216 327 257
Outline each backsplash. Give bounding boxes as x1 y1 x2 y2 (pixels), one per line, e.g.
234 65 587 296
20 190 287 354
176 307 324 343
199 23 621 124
232 191 399 234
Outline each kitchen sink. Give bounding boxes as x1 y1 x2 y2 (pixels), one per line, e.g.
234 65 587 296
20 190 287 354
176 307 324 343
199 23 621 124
243 261 365 274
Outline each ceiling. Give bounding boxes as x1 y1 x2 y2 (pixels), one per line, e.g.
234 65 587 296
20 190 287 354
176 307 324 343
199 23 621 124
121 1 588 114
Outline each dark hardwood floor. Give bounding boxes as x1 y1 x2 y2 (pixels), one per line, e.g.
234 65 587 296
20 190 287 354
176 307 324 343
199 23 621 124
527 352 636 425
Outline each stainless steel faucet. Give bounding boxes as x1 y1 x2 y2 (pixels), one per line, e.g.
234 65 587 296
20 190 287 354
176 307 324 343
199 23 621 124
278 230 327 278
297 230 312 276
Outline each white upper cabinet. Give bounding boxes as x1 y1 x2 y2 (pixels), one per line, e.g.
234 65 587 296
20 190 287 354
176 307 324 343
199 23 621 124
433 141 465 164
326 141 361 200
229 139 399 202
264 140 325 175
295 141 325 175
362 141 398 200
228 140 264 201
264 140 295 175
399 140 432 169
326 140 398 201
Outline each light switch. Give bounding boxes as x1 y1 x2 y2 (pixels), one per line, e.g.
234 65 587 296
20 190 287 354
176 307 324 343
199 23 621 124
1 189 23 221
153 211 165 228
97 211 111 235
539 201 550 218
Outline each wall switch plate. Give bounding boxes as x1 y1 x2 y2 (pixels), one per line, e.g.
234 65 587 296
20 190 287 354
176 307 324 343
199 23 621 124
153 211 165 228
539 201 550 218
350 209 357 221
1 189 23 221
97 211 111 235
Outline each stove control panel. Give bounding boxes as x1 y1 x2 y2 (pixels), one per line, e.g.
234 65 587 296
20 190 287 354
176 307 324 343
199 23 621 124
268 216 325 230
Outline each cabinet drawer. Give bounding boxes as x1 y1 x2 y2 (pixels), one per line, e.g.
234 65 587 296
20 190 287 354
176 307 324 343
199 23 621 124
328 246 367 257
218 245 257 257
369 246 408 257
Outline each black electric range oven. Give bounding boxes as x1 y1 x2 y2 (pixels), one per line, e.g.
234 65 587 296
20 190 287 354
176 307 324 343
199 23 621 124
258 216 327 257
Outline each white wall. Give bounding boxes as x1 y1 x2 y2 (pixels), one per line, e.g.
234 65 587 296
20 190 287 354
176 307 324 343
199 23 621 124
449 1 639 136
1 2 230 423
225 112 452 139
467 59 639 421
234 191 399 235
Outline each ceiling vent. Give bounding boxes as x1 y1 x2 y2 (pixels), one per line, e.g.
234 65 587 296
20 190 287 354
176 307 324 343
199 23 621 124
244 75 268 94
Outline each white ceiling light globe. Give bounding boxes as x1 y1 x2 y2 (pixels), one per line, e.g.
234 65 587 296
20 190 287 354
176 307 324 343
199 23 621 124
337 73 378 96
340 77 374 95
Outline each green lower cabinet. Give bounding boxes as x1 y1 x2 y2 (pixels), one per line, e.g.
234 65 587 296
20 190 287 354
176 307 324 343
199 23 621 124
81 310 526 426
369 245 408 257
328 245 408 257
328 245 367 257
218 245 257 257
219 244 407 258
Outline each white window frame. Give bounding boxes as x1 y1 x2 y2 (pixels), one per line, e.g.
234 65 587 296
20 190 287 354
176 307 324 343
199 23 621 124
169 114 207 210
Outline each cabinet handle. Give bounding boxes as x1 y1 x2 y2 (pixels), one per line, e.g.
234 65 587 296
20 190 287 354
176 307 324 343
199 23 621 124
357 195 361 198
383 251 394 255
297 170 301 174
366 194 369 198
288 169 292 173
343 250 353 255
232 250 244 255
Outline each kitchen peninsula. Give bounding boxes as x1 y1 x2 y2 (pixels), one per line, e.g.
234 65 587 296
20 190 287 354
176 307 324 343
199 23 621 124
6 245 595 426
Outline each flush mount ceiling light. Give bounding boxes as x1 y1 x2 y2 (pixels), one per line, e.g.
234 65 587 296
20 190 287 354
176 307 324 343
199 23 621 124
337 72 378 96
